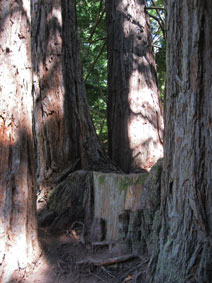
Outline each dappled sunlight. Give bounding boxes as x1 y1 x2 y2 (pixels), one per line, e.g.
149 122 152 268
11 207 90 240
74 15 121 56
0 0 163 281
0 1 33 138
106 0 164 172
32 1 70 182
127 65 163 170
118 0 147 40
129 71 155 112
4 230 30 274
0 1 40 281
0 127 40 282
47 5 62 26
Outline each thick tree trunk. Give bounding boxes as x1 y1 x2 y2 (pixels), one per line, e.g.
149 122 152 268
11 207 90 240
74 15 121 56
31 0 116 189
153 1 212 282
106 0 163 173
0 1 40 281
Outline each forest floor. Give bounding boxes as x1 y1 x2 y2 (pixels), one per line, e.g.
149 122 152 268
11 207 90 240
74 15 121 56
12 225 150 283
12 223 150 283
12 194 150 283
21 227 150 283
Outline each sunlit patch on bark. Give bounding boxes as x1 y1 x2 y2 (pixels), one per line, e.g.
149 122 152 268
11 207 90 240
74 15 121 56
0 1 40 281
106 0 164 172
128 70 163 170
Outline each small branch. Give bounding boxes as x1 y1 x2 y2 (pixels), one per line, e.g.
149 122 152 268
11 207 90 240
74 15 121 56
146 0 166 39
115 258 148 283
145 6 165 10
84 37 106 44
97 0 104 14
153 25 161 38
151 0 166 32
90 272 108 283
99 118 106 138
153 44 162 49
148 13 166 39
77 254 140 266
89 106 106 118
85 40 107 82
91 240 116 251
99 86 107 103
84 0 105 59
101 266 115 278
87 8 106 43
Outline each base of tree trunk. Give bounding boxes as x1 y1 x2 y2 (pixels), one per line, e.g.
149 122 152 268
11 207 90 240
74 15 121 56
37 159 163 255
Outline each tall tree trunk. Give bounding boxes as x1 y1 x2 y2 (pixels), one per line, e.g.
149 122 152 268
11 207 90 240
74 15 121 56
0 1 40 281
154 1 212 282
31 0 116 189
106 0 163 173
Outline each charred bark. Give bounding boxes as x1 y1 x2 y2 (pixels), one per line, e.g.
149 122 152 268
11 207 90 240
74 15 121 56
31 0 117 189
106 0 164 173
153 1 212 282
0 1 40 281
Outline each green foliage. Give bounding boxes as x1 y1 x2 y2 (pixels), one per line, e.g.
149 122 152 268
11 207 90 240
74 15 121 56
146 0 166 102
155 39 166 103
77 0 108 149
76 0 166 147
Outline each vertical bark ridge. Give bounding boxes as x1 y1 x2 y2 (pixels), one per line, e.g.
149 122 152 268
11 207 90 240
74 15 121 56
0 1 40 281
31 0 117 190
106 0 164 173
154 1 212 282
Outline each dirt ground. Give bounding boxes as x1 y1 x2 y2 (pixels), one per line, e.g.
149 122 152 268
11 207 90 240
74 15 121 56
11 192 150 283
11 224 150 283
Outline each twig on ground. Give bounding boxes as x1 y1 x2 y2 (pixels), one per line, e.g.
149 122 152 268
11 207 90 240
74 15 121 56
114 259 148 283
132 270 143 282
90 271 108 283
91 240 117 252
77 254 140 267
101 266 115 278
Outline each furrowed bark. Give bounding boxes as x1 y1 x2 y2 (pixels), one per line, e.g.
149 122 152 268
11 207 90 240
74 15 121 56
31 0 117 190
153 1 212 282
0 1 40 281
106 0 164 173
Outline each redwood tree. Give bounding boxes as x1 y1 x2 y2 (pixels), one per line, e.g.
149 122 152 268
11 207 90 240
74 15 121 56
153 1 212 281
31 0 116 189
0 1 40 281
106 0 164 173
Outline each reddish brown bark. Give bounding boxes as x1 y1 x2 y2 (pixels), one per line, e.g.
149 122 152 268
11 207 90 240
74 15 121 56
0 1 40 281
31 0 117 189
106 0 163 173
153 1 212 282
